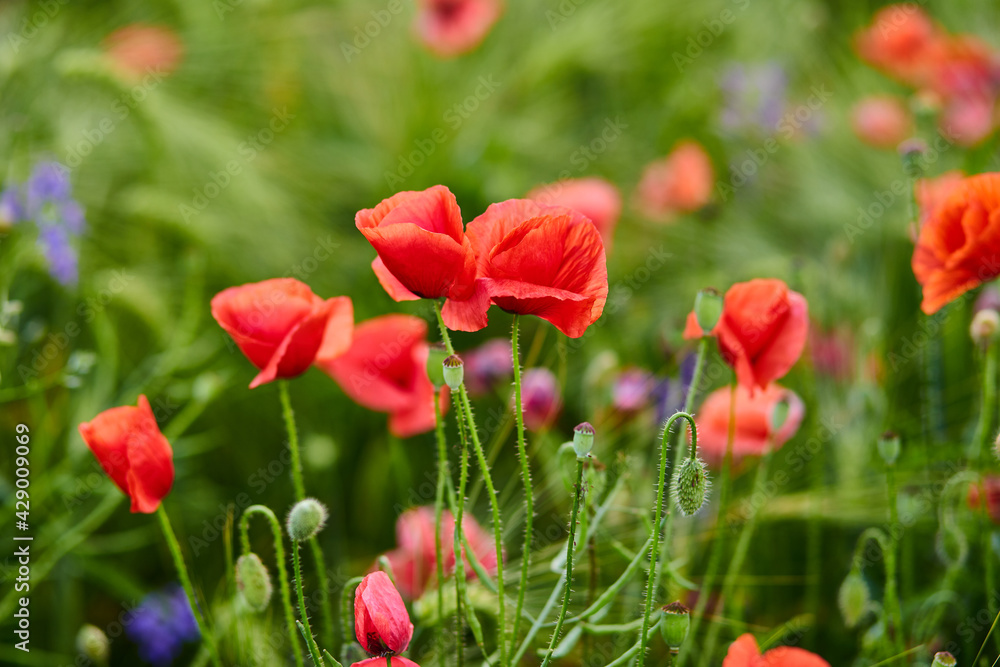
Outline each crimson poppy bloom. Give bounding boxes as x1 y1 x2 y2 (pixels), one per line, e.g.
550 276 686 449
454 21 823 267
78 395 174 514
723 633 830 667
850 96 913 148
695 384 805 464
916 170 964 226
354 572 414 657
103 24 184 82
527 177 622 250
912 173 1000 314
414 0 502 57
211 278 353 389
381 506 499 599
443 199 608 337
635 141 713 222
684 279 809 390
356 186 477 305
316 314 446 437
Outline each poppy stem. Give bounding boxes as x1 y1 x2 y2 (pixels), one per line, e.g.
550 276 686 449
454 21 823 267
339 576 363 665
278 380 335 649
539 457 585 667
433 398 450 667
883 462 906 657
638 411 697 667
977 341 1000 651
239 505 305 667
432 300 508 666
156 506 223 667
453 398 470 667
510 314 534 654
292 540 326 666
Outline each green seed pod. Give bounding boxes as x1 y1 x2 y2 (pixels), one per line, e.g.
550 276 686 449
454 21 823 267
76 624 109 664
573 422 596 458
659 601 691 653
693 288 723 332
877 431 900 466
442 354 465 392
426 344 448 387
931 652 957 667
236 553 274 612
287 498 328 542
673 456 710 516
837 569 870 628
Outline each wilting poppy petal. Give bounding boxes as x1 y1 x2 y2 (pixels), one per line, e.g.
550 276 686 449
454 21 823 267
354 572 414 656
695 384 805 464
78 396 174 513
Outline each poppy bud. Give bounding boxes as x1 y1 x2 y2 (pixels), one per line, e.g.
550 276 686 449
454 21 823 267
971 309 1000 348
877 431 900 466
673 456 710 516
931 652 957 667
573 422 596 457
443 354 465 392
236 553 273 612
837 569 870 628
76 624 109 664
693 288 723 332
426 343 448 387
287 498 328 542
659 601 691 653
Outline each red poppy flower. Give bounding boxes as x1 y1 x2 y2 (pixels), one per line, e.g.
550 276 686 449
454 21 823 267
854 5 940 88
916 170 964 226
381 506 499 599
357 186 477 305
316 314 446 437
442 199 608 337
723 634 830 667
211 279 353 389
940 94 997 147
78 396 174 514
527 178 622 250
850 96 913 148
635 141 713 222
414 0 502 57
103 24 184 82
968 476 1000 524
354 571 414 656
912 173 1000 314
684 279 809 390
352 658 421 667
695 384 805 464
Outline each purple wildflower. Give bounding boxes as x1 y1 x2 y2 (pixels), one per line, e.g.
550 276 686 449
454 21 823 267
0 186 24 226
464 338 513 396
611 368 654 412
38 225 78 286
126 585 200 666
520 368 561 431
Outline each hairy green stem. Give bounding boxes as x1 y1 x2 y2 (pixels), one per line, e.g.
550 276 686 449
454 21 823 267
239 505 304 667
885 465 906 657
340 576 363 665
157 506 223 667
454 400 471 667
510 315 534 652
433 399 449 667
540 458 586 667
292 540 325 666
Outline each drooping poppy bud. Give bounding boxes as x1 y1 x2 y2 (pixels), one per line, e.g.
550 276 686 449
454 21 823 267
837 569 870 628
354 571 414 656
211 278 354 389
287 498 328 543
572 422 595 458
77 395 174 514
877 431 901 467
236 553 274 612
673 457 710 516
660 601 691 653
443 354 465 392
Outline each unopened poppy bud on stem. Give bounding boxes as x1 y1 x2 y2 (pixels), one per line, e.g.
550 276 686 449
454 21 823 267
693 288 723 332
76 624 109 664
673 456 710 516
659 601 691 653
236 553 274 612
287 498 328 542
971 309 1000 348
931 651 957 667
877 431 900 466
573 422 595 457
443 354 465 392
837 569 870 628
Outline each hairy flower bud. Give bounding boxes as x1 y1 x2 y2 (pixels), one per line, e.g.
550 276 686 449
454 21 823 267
76 624 109 664
931 652 957 667
287 498 328 542
693 288 723 332
443 354 465 392
573 422 596 457
673 456 710 516
837 569 870 628
236 553 274 612
971 309 1000 348
659 601 691 653
877 431 900 466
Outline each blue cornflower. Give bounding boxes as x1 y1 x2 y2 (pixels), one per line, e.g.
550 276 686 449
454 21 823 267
126 585 200 666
